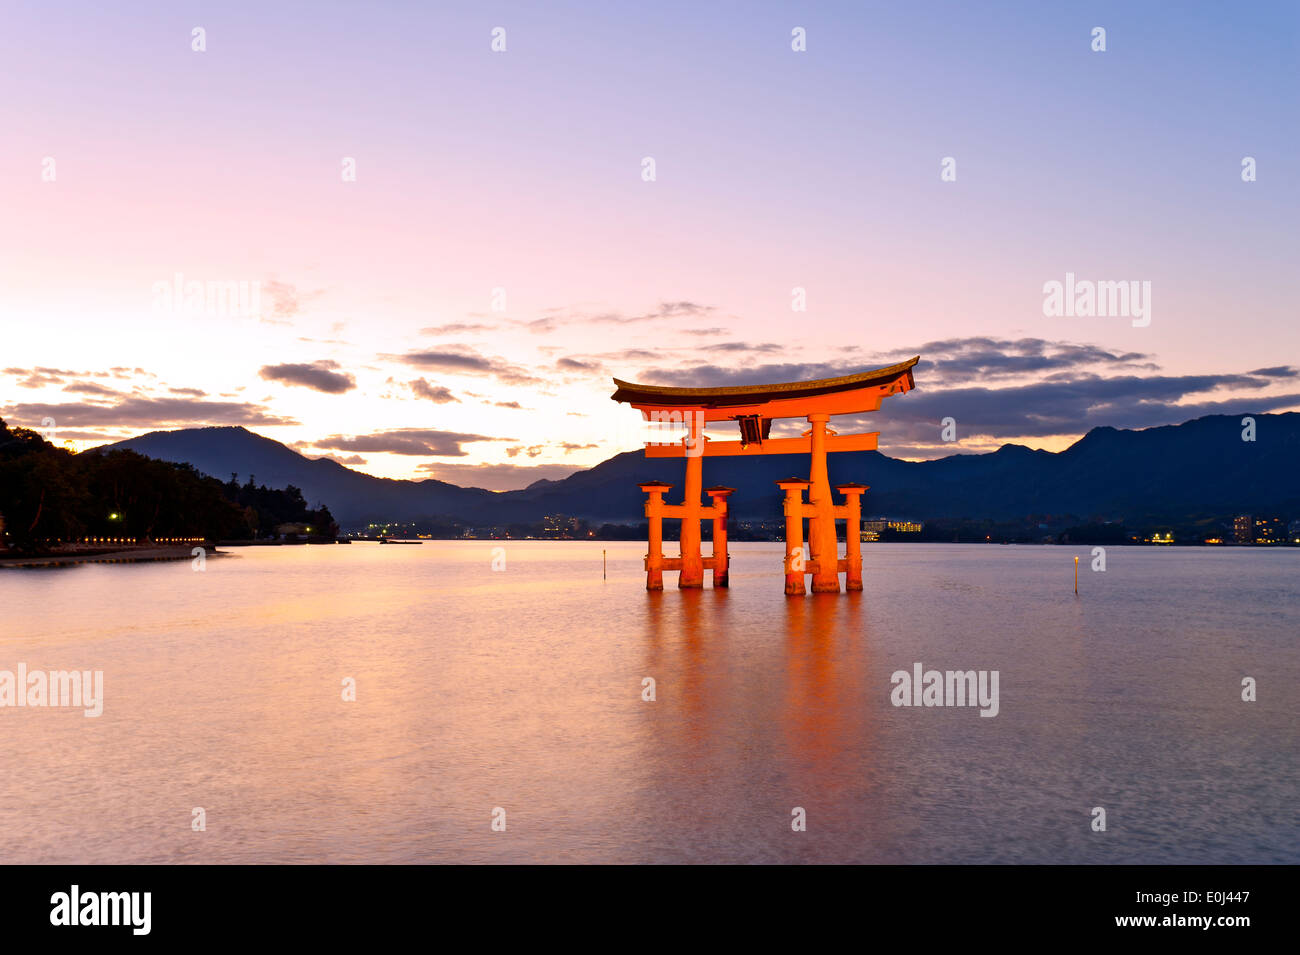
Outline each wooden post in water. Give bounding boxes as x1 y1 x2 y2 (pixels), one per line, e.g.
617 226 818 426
777 479 810 595
639 481 671 591
1074 555 1079 594
603 549 606 580
705 486 735 588
836 483 867 591
805 413 841 593
677 413 705 589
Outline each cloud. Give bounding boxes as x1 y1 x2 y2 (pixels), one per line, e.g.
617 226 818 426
5 367 181 396
408 378 459 403
589 301 716 325
414 461 581 491
606 349 663 361
557 357 603 372
259 360 356 394
0 398 297 429
3 366 120 389
263 279 324 319
864 375 1300 443
384 346 541 385
697 342 782 354
638 338 1157 392
6 366 91 377
57 430 134 442
312 453 367 466
517 316 562 334
905 337 1157 385
420 322 498 335
506 444 545 458
628 336 1300 458
639 340 1159 392
389 350 493 372
18 373 67 388
63 381 123 397
312 429 512 457
521 300 718 333
639 360 865 388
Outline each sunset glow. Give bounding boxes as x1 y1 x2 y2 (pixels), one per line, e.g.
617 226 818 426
2 1 1296 490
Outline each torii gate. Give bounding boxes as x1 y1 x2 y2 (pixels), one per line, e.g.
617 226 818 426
611 356 919 594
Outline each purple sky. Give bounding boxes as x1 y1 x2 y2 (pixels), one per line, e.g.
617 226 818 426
2 1 1297 487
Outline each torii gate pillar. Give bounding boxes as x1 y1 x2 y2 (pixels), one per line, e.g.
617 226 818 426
836 483 867 591
805 413 841 592
639 481 671 591
777 479 810 595
705 486 734 587
677 413 705 588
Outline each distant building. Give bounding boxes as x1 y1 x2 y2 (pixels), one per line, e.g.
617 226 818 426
1233 515 1253 544
541 514 580 539
1253 517 1285 544
860 518 922 541
861 519 887 542
1289 519 1300 544
276 522 313 539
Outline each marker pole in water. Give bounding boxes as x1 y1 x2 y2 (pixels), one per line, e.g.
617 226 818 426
1074 555 1079 594
603 549 607 580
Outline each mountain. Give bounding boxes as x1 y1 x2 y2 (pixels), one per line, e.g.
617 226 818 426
94 426 500 527
97 413 1300 527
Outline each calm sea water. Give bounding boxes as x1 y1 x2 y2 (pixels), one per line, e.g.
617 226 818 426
0 542 1295 864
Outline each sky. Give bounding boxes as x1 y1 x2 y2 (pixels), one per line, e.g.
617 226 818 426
2 1 1297 489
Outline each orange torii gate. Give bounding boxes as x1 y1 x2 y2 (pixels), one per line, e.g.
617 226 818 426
611 356 919 594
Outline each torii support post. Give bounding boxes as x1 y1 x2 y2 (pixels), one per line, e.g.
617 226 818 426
639 481 671 591
677 413 705 588
805 413 841 593
705 486 734 587
836 483 867 591
777 479 810 596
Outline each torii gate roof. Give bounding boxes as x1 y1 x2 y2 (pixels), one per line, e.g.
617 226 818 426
611 356 919 420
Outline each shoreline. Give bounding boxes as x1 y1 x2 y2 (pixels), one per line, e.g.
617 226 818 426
0 545 219 568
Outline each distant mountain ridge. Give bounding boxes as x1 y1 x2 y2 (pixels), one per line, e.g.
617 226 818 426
95 426 500 526
97 413 1300 527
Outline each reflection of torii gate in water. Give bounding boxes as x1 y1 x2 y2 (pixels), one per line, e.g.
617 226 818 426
611 356 919 594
